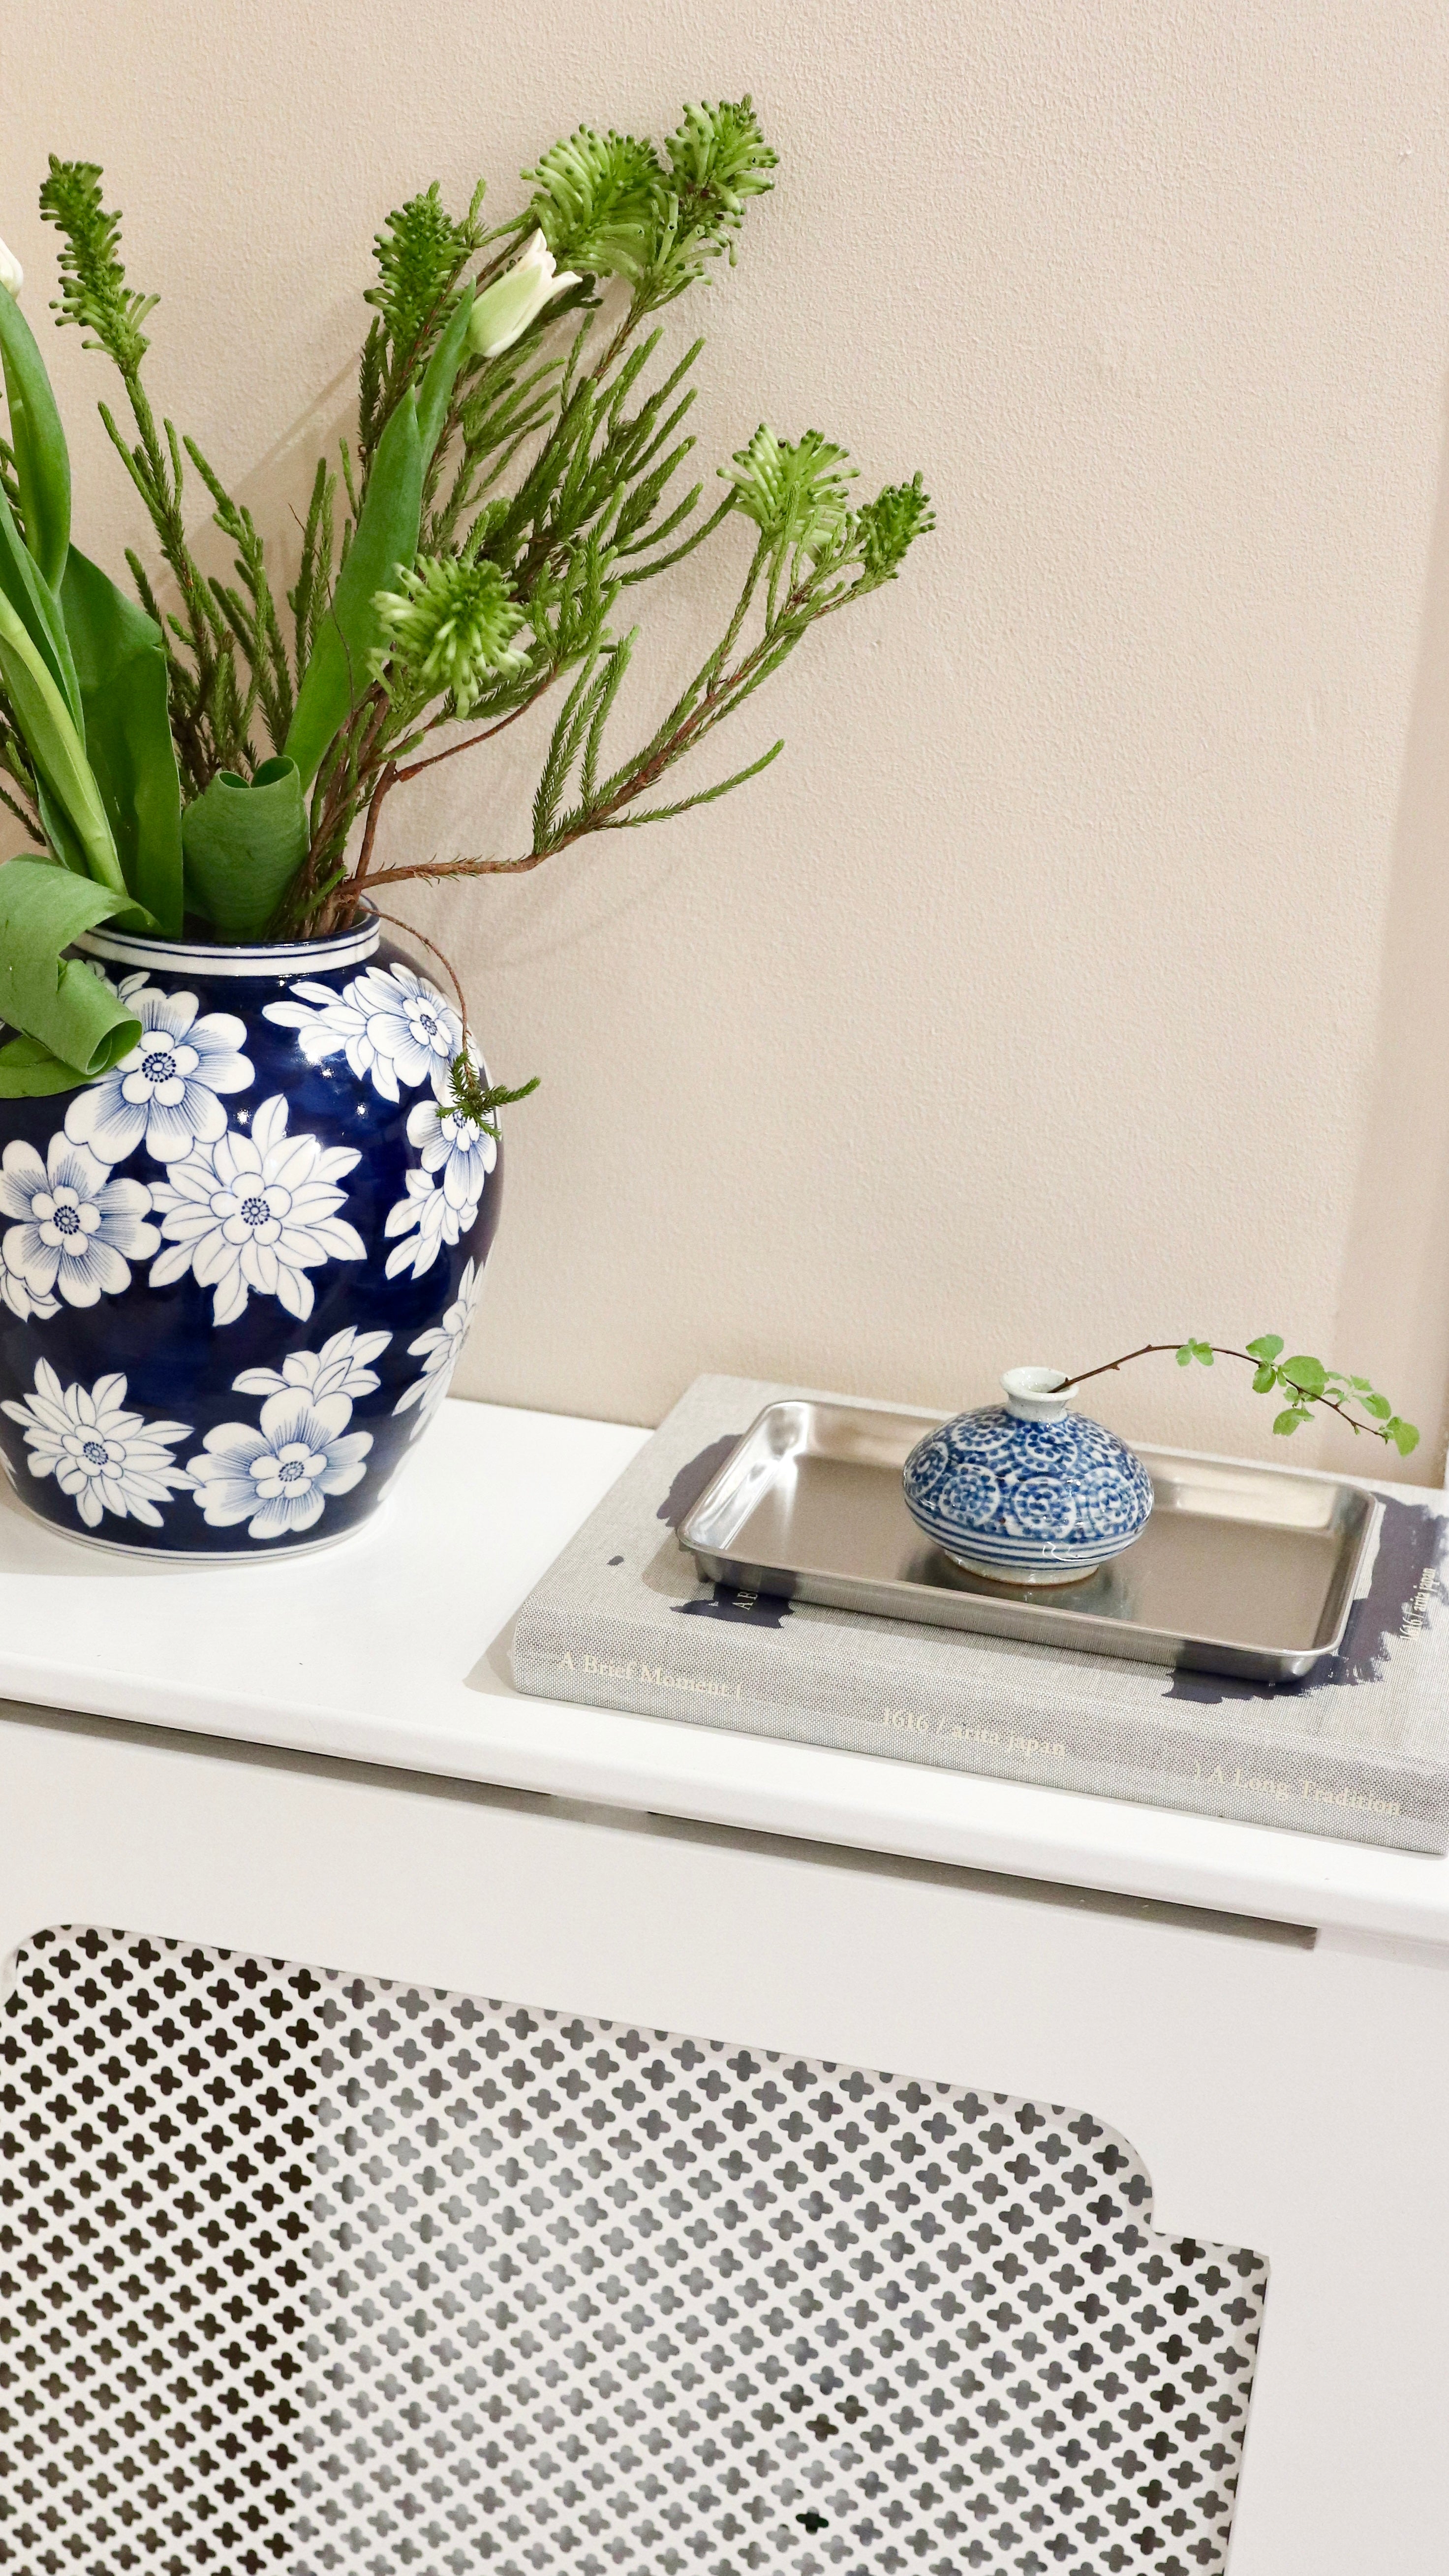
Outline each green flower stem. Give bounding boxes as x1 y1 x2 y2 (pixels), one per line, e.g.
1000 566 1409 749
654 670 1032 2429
586 290 654 390
357 537 815 897
94 382 231 793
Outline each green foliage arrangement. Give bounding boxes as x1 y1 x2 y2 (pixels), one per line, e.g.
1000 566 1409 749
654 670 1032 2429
1062 1338 1420 1457
0 100 932 1099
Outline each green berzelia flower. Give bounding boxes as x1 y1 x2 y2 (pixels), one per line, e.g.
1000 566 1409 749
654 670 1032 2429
723 425 857 559
371 557 530 713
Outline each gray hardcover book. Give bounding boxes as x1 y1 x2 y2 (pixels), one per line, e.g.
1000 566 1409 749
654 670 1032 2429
510 1374 1449 1852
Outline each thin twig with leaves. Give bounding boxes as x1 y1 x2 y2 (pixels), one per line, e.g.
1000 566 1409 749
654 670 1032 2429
1061 1338 1419 1457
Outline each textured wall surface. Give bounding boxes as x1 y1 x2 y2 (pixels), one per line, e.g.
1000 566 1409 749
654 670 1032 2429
7 3 1449 1476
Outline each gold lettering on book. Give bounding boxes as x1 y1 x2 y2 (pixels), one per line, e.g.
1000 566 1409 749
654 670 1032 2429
552 1660 1402 1818
879 1709 1068 1761
1193 1760 1400 1817
567 1652 741 1702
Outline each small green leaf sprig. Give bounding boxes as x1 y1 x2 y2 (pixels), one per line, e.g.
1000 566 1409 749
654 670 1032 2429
441 1054 540 1141
1061 1339 1419 1459
362 906 539 1141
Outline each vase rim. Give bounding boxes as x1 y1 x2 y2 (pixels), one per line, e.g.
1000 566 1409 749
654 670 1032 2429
74 902 380 980
1000 1365 1072 1423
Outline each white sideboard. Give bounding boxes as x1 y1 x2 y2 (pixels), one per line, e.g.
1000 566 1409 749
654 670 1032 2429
1 1395 1445 2571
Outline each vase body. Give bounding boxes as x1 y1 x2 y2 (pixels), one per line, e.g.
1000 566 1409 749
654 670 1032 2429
0 914 501 1557
902 1367 1153 1584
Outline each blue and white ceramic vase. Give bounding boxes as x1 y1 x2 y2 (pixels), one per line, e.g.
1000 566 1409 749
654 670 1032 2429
902 1365 1153 1584
0 910 501 1557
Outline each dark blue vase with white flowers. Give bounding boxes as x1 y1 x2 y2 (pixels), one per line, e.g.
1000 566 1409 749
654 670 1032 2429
0 916 501 1555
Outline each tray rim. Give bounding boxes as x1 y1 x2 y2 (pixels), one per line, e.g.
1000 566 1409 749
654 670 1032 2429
678 1395 1387 1678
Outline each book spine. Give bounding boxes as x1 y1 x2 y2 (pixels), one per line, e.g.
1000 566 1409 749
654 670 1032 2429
510 1602 1448 1855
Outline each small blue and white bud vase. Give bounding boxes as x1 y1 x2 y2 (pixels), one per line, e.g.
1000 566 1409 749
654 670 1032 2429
902 1365 1154 1585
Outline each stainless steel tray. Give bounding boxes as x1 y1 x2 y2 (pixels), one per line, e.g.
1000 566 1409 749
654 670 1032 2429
678 1398 1383 1680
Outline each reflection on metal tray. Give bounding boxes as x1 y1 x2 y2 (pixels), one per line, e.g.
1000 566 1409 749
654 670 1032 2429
678 1398 1383 1681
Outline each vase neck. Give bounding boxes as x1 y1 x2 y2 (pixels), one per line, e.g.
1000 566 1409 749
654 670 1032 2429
1000 1366 1072 1424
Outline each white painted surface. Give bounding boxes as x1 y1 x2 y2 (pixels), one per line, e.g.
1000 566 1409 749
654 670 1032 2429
7 7 1449 1471
3 1392 1448 1947
0 1699 1443 2572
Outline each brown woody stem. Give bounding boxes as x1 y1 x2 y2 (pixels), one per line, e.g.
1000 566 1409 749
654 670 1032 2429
363 850 550 888
391 682 557 785
352 759 398 898
1059 1343 1186 1389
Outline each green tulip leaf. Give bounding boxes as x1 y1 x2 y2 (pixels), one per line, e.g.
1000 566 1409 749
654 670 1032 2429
0 477 81 728
0 589 127 896
0 282 72 592
0 858 143 1094
61 545 184 935
35 775 90 879
284 391 424 791
0 1031 115 1096
415 285 475 473
182 756 310 940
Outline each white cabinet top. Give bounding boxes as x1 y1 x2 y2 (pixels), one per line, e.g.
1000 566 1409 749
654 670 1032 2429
1 1394 1445 1947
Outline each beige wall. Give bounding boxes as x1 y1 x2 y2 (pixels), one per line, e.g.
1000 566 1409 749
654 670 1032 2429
9 2 1449 1477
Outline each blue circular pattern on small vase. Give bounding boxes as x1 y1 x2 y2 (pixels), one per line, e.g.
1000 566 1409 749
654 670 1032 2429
902 1403 1152 1580
1010 1474 1076 1538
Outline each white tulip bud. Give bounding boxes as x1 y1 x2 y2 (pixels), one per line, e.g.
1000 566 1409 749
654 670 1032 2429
0 236 23 298
467 230 581 360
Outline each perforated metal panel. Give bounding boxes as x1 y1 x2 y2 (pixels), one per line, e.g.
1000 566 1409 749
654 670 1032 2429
1 1929 1267 2575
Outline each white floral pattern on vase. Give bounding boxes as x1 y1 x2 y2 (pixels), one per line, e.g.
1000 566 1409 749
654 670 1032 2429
0 1360 192 1531
382 1168 480 1281
263 963 461 1104
0 1135 158 1310
64 979 253 1164
0 920 502 1558
232 1325 391 1407
148 1094 365 1326
393 1259 482 1437
0 1272 60 1326
188 1368 372 1541
405 1068 498 1211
